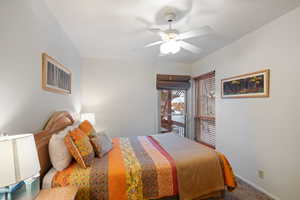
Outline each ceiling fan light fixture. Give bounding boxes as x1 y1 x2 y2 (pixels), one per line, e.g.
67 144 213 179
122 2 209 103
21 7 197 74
143 11 209 56
160 40 181 55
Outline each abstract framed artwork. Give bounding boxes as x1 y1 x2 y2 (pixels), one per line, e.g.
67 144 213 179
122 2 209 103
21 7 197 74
221 69 270 98
42 53 72 94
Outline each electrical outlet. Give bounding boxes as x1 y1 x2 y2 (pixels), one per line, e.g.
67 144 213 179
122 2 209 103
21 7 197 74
258 170 264 179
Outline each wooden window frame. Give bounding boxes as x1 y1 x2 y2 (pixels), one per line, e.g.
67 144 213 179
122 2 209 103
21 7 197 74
193 71 216 149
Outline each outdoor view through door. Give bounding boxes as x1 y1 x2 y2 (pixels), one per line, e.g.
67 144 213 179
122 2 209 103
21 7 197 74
159 90 186 137
156 74 191 137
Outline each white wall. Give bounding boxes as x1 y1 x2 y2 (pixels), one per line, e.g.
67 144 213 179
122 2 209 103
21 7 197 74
0 0 81 134
191 7 300 200
81 57 191 137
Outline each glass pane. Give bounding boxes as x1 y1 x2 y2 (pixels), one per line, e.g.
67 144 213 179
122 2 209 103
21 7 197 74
159 90 186 137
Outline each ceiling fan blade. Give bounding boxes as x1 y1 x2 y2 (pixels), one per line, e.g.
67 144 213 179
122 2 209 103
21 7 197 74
148 28 165 37
179 41 202 54
159 53 168 57
136 17 152 27
136 17 164 36
179 26 213 40
145 41 163 48
148 28 161 32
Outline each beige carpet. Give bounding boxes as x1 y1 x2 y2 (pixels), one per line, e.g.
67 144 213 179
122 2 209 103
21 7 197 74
160 178 273 200
217 178 273 200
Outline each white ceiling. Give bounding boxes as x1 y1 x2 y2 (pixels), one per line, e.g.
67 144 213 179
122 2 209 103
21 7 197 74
44 0 300 64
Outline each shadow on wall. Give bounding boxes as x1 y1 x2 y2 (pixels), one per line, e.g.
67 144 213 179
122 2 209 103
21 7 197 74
0 96 47 134
0 0 81 135
81 101 157 138
0 96 80 135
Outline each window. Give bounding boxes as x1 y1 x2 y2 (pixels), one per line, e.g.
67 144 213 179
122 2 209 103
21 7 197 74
194 71 216 148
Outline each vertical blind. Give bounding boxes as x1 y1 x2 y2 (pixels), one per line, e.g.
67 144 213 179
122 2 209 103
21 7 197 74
194 71 216 148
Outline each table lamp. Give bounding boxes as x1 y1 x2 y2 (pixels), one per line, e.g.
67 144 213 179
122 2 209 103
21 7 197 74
0 134 41 199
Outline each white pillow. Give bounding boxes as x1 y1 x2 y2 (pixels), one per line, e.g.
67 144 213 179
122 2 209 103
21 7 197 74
71 121 81 130
49 127 73 171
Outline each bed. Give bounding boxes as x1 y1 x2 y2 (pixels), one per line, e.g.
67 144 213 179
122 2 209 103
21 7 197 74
34 111 236 200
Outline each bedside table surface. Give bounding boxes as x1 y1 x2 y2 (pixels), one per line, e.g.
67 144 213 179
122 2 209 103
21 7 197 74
35 186 78 200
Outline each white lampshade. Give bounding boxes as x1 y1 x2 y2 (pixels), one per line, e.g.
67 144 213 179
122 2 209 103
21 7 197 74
81 113 96 126
0 134 40 187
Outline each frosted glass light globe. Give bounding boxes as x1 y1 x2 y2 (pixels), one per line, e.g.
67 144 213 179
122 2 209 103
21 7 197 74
160 40 181 55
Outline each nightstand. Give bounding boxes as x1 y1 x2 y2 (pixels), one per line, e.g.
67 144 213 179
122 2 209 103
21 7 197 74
35 186 78 200
0 176 40 200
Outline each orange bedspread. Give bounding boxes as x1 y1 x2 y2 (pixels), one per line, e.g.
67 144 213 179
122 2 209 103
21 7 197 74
217 152 237 191
52 136 236 200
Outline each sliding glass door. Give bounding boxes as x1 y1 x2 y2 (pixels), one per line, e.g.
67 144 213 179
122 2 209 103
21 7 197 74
158 89 187 137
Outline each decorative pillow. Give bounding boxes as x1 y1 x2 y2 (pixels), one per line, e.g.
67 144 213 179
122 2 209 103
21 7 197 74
94 132 113 157
49 127 72 171
65 128 95 168
79 120 96 137
90 136 102 157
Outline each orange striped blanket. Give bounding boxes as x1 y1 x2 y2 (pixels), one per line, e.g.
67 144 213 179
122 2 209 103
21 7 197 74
52 136 236 200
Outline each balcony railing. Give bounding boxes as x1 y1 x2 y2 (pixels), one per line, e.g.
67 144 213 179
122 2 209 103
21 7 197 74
161 119 185 137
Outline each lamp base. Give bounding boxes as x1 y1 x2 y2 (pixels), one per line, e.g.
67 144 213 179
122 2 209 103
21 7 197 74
0 181 25 200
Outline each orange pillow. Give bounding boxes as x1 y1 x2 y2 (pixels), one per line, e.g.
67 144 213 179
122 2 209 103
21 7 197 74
65 128 95 168
79 120 96 137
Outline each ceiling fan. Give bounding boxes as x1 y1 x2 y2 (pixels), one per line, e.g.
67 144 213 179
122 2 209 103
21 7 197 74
144 12 213 56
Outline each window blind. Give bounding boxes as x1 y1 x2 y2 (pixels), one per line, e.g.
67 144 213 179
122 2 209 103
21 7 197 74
194 71 216 148
156 74 191 90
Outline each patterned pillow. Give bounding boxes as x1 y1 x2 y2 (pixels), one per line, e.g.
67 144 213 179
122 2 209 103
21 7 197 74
90 136 102 157
65 128 95 168
79 120 96 137
95 133 113 157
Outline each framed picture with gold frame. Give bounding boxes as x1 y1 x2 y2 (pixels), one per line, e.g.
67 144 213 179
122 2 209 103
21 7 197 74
42 53 72 94
221 69 270 98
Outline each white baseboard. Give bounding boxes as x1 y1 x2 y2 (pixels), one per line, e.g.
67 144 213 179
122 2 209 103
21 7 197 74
235 174 280 200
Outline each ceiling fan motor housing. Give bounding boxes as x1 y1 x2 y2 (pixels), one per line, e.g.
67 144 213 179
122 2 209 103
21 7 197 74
162 11 179 41
163 29 179 41
165 12 176 22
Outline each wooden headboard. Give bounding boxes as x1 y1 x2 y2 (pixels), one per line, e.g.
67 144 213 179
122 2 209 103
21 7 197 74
34 111 74 179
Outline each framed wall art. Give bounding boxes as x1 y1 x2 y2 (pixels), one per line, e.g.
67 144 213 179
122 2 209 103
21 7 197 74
221 69 270 98
42 53 72 94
